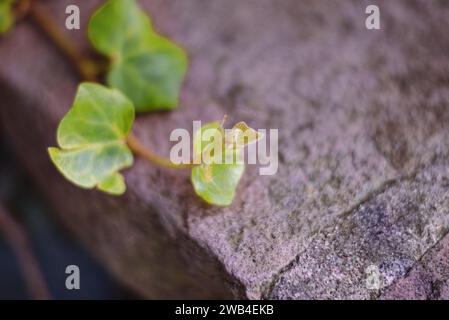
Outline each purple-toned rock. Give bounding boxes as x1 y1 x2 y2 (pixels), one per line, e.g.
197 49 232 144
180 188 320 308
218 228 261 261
381 235 449 300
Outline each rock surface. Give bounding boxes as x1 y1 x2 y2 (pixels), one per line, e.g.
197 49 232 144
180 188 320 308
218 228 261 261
1 0 449 299
381 233 449 300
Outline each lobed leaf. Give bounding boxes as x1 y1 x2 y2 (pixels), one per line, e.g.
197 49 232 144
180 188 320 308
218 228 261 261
191 120 260 206
225 121 262 149
191 162 244 206
192 121 223 161
48 83 135 195
88 0 188 112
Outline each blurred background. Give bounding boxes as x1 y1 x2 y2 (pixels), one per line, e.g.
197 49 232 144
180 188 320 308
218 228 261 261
0 140 133 299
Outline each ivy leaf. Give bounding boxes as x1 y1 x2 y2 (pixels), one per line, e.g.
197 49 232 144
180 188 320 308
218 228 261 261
88 0 188 112
225 121 263 149
191 162 244 206
191 121 245 206
192 121 223 163
48 83 135 195
0 0 15 34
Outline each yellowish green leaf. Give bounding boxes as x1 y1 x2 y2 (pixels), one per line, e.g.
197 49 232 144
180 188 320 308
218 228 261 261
0 0 15 34
48 83 135 195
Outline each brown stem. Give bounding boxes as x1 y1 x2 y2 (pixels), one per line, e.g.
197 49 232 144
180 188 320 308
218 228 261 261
14 0 32 21
28 1 98 82
127 133 193 170
0 204 51 300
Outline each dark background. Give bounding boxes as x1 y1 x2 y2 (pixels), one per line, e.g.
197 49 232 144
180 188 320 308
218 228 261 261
0 140 132 299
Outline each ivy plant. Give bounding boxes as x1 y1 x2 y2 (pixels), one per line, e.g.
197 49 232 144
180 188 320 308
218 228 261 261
88 0 188 112
48 83 134 195
0 0 262 206
48 82 261 205
191 121 261 205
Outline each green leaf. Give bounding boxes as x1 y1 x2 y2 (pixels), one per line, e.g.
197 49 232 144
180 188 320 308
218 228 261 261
0 0 15 34
192 162 244 206
97 172 126 195
191 121 245 206
225 121 263 149
48 83 135 195
192 121 223 161
88 0 188 112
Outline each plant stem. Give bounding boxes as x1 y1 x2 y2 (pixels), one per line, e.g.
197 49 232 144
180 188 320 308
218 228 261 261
0 204 51 300
28 1 98 82
14 0 32 21
127 133 193 170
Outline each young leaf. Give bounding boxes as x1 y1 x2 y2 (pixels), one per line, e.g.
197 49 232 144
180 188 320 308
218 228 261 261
225 121 263 150
191 121 260 206
191 162 244 206
0 0 15 34
192 121 224 163
48 83 135 195
88 0 188 112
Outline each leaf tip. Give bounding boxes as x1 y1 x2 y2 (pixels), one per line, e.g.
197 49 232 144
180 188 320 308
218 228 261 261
97 173 127 196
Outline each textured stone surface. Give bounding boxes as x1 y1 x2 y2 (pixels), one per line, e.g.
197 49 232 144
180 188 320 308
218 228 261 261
268 151 449 299
381 234 449 300
1 0 449 299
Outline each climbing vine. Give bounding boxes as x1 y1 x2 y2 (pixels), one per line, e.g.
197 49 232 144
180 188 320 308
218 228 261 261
1 0 261 206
